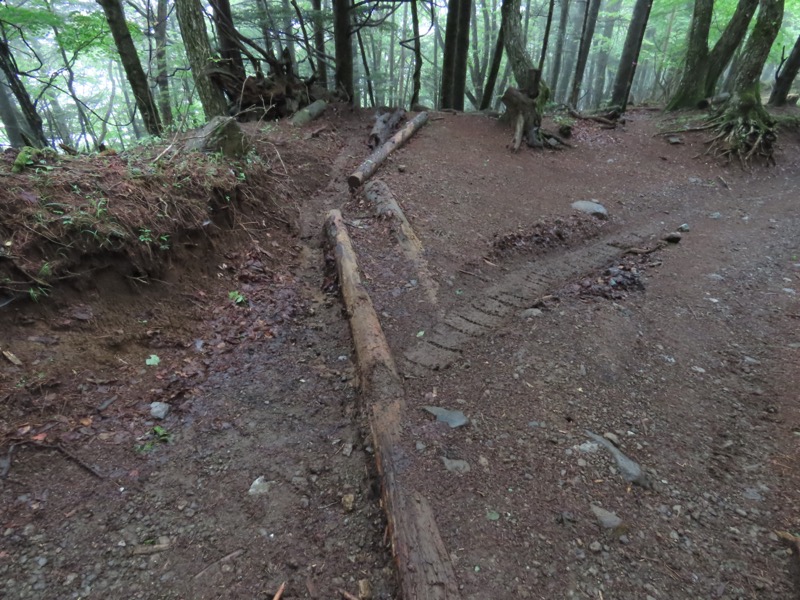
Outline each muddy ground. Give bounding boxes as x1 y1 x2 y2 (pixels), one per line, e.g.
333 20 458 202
1 106 799 600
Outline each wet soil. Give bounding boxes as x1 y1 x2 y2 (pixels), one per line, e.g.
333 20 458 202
2 106 800 600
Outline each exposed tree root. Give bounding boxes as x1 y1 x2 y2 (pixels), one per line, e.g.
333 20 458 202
703 111 777 167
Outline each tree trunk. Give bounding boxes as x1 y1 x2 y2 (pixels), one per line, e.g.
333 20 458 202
0 71 27 148
769 34 800 105
666 0 713 110
502 0 536 88
397 2 409 104
256 0 279 64
433 9 440 106
410 0 422 107
155 0 174 128
356 28 375 107
97 0 162 136
592 0 621 107
539 0 556 71
333 0 354 101
441 0 461 108
480 23 505 109
569 0 602 106
0 39 48 147
311 0 327 87
175 0 228 120
556 3 581 102
211 0 246 81
705 0 759 98
453 0 472 110
549 0 571 90
281 0 296 66
116 61 143 139
711 0 784 163
610 0 652 110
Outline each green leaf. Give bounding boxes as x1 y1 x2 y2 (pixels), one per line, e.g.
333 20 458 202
416 330 425 337
486 510 500 521
145 354 161 366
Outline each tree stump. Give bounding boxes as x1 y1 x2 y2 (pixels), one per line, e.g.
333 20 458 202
501 68 543 151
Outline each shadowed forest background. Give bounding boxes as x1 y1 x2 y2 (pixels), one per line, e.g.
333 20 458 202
0 0 798 153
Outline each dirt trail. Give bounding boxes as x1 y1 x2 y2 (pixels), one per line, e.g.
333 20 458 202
1 108 799 600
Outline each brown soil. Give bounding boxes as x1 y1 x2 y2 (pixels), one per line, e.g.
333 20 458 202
2 106 800 600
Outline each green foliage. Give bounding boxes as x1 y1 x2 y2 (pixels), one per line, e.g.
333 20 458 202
0 5 63 37
136 425 171 453
228 290 247 306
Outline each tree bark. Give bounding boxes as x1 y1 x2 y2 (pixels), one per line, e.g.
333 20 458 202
591 0 621 107
666 0 716 110
356 28 375 107
768 33 800 106
0 39 48 147
555 3 581 102
501 0 536 88
0 71 27 148
410 0 423 107
569 0 602 106
549 0 571 90
440 0 461 108
211 0 246 82
731 0 783 107
539 0 556 71
705 0 759 97
311 0 328 87
155 0 174 128
453 0 472 110
97 0 162 136
175 0 228 120
480 23 504 109
281 0 296 66
333 0 354 101
610 0 652 110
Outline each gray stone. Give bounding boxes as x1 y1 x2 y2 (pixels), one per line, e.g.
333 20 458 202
149 402 170 420
677 223 690 232
590 504 623 529
571 200 608 220
423 406 469 428
248 476 272 496
589 541 602 553
603 432 620 446
185 116 250 158
442 457 471 474
663 232 682 243
521 308 543 318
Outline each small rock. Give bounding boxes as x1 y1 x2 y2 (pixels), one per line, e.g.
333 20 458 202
398 165 407 173
603 432 620 446
577 441 599 454
577 458 587 467
149 402 170 420
358 579 372 599
735 507 748 517
571 200 608 220
667 136 683 145
709 211 722 219
248 476 272 496
677 223 690 232
662 232 682 243
342 494 356 512
478 456 489 467
521 308 543 318
423 406 469 428
442 457 471 474
589 541 602 553
341 442 354 457
691 366 706 374
415 441 427 452
688 177 702 184
590 504 623 529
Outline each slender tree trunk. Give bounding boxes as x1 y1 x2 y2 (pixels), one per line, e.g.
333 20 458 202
50 32 97 145
480 23 504 108
211 0 246 81
256 0 279 63
281 0 296 66
47 95 72 147
705 0 759 98
398 2 409 104
333 0 354 100
311 0 327 87
501 0 535 87
555 3 581 102
441 0 462 108
117 61 143 139
388 8 397 104
570 0 602 106
453 0 472 110
97 0 161 136
175 0 228 119
433 8 441 107
410 0 422 106
155 0 174 127
610 0 652 110
0 71 27 148
539 0 556 71
550 0 571 90
768 34 800 105
666 0 713 110
469 0 483 99
356 28 375 107
592 0 620 107
0 39 48 146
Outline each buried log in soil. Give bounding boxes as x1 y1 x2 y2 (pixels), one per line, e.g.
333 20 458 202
289 99 327 126
348 112 429 190
324 209 460 600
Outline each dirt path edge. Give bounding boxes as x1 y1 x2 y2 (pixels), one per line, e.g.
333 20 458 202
324 209 461 600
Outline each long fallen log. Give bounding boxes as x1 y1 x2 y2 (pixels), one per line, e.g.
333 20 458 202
368 108 406 149
348 112 429 190
290 99 327 126
324 209 460 600
364 180 438 305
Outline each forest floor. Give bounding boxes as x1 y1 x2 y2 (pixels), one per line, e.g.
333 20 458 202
0 105 799 600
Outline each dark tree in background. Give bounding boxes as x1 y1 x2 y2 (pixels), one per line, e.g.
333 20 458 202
96 0 162 137
333 0 354 100
768 34 800 106
610 0 652 110
0 39 48 147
